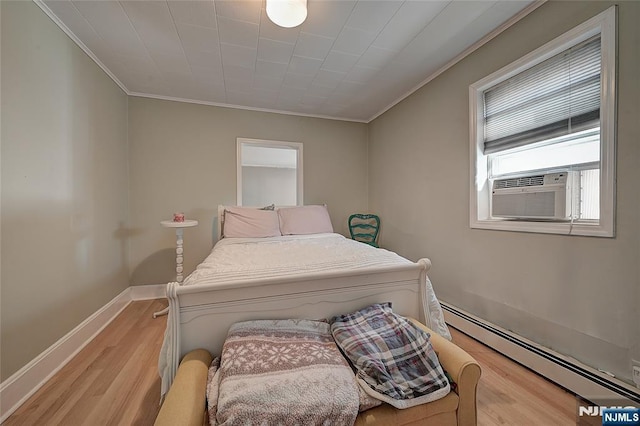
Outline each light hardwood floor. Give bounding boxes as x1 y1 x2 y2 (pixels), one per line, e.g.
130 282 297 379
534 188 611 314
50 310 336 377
5 299 591 425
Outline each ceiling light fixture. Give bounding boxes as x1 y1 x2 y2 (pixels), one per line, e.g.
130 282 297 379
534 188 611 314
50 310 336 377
266 0 307 28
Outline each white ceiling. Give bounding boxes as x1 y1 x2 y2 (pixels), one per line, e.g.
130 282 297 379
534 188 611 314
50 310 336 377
38 0 537 122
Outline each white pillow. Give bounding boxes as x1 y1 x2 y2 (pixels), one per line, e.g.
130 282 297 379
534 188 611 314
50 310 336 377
223 207 281 238
278 205 334 235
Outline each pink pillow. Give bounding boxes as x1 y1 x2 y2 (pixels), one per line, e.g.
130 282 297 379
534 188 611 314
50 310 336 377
278 205 334 235
223 207 281 238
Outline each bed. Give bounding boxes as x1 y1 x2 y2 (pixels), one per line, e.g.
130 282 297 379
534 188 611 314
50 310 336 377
158 205 454 404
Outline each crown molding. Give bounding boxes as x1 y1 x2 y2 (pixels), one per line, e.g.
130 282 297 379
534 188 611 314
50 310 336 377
128 91 368 123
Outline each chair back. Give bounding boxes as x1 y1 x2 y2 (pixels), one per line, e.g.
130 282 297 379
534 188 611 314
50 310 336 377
348 214 380 247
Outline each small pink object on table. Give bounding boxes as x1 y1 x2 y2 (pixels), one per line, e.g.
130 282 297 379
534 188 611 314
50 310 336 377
173 212 185 222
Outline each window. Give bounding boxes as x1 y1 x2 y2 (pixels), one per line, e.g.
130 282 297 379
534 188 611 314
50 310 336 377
469 6 616 237
237 138 303 206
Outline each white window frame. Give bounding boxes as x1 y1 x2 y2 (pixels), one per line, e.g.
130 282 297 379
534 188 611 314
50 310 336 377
469 6 616 237
236 137 304 206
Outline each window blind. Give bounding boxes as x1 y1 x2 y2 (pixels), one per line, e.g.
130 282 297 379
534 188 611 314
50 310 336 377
483 36 601 154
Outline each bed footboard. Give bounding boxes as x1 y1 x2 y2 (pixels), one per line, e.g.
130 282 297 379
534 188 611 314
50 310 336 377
159 257 451 398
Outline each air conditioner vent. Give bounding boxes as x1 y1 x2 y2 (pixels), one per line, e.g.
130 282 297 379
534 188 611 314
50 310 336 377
491 172 574 220
494 175 545 189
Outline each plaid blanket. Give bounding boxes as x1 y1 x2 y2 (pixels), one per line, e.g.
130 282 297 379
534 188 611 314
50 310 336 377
330 303 451 409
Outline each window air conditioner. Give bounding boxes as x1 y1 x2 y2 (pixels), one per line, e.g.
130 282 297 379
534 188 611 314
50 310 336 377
491 172 576 220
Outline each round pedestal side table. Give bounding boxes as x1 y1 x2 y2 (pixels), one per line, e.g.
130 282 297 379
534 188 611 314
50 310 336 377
153 219 199 318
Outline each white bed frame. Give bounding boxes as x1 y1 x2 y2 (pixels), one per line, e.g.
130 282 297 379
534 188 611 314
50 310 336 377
162 207 433 390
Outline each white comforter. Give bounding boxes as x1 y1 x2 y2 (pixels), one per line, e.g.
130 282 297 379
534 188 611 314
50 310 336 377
189 233 413 283
159 233 450 397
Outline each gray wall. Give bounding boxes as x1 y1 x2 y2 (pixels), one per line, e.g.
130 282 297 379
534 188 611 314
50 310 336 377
368 1 639 384
128 97 368 285
1 1 130 380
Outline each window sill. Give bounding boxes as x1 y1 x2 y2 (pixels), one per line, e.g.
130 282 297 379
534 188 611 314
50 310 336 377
470 218 614 237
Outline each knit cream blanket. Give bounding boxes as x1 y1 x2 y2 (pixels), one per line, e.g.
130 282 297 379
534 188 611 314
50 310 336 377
207 319 360 426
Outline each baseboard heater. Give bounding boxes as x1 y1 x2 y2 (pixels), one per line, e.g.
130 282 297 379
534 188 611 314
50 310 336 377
441 302 640 406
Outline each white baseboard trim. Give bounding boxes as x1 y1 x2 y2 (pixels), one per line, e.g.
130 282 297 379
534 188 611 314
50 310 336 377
442 302 640 406
0 288 132 423
0 283 168 422
129 283 166 301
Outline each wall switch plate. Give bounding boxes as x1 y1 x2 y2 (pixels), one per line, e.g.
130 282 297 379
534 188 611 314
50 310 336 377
633 359 640 388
